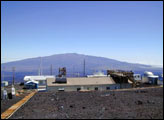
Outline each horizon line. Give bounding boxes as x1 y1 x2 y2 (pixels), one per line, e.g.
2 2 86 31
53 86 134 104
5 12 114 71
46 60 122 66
1 53 163 67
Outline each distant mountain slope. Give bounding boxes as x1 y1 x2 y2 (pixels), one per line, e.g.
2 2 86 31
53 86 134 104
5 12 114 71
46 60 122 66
1 53 163 75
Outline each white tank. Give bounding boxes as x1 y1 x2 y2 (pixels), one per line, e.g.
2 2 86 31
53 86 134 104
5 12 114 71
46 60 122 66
11 86 15 96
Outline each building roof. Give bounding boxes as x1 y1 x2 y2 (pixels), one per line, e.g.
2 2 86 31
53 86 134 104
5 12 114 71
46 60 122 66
148 76 159 78
47 77 116 86
24 76 55 81
25 80 39 84
2 81 8 83
144 71 154 76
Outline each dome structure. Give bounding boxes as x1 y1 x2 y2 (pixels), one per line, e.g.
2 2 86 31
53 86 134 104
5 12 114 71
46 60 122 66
144 71 154 77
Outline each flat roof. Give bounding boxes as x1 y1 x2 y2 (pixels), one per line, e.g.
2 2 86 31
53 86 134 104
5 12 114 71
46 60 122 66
47 77 116 86
148 76 159 78
24 76 55 81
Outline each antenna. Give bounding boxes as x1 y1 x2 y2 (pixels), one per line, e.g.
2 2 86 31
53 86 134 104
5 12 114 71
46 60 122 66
39 57 42 75
38 68 40 75
73 66 74 77
12 67 15 85
3 67 5 81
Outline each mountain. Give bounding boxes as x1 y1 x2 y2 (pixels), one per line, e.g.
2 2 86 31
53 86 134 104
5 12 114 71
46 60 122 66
1 53 163 82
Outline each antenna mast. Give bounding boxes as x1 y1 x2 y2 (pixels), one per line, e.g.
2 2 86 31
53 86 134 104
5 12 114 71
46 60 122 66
12 67 15 85
3 67 5 81
40 57 42 75
83 59 85 77
50 64 53 75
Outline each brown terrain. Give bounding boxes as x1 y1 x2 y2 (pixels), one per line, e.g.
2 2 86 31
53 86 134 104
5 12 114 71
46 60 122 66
4 86 163 119
1 84 33 114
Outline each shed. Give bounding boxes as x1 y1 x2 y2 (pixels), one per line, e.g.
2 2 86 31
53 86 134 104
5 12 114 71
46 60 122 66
25 80 38 89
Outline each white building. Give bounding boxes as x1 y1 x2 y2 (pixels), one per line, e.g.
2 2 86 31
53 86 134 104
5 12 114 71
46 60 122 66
24 76 55 91
158 74 163 85
159 74 163 81
133 74 142 81
142 71 159 84
47 76 132 92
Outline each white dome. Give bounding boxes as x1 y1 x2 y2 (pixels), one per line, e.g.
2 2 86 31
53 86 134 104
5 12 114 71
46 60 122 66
144 71 154 76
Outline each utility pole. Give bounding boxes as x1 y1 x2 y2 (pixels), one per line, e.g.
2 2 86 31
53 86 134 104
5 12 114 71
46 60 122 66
40 57 42 75
12 67 15 85
73 66 74 77
50 64 53 75
38 57 42 76
3 67 5 81
38 68 40 75
83 59 85 77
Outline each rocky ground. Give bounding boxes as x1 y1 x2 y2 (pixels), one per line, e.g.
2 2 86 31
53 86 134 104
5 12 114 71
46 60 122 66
9 87 163 119
1 84 33 114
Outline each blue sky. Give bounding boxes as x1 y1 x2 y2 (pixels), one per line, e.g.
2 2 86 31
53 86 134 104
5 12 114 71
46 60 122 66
1 1 163 66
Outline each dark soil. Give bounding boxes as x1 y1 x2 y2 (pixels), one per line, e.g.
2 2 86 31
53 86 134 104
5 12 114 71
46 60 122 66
1 84 32 114
9 87 163 119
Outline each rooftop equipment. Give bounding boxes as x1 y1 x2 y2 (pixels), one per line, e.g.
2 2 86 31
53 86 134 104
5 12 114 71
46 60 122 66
55 67 67 83
107 70 136 87
58 67 66 77
87 71 108 78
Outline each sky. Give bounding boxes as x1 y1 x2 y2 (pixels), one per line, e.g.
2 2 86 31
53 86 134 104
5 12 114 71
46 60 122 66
1 1 163 66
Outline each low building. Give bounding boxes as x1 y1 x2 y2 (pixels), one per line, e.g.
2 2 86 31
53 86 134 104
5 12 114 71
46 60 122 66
24 73 133 92
46 76 132 92
158 74 163 85
24 76 55 91
159 74 163 81
142 71 159 85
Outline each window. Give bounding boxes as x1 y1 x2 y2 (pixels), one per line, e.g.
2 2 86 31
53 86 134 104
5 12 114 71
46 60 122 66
106 87 110 90
58 88 64 91
39 80 46 85
77 88 81 91
95 87 98 90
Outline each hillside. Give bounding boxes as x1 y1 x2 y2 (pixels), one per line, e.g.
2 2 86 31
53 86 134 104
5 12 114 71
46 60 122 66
1 53 163 79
